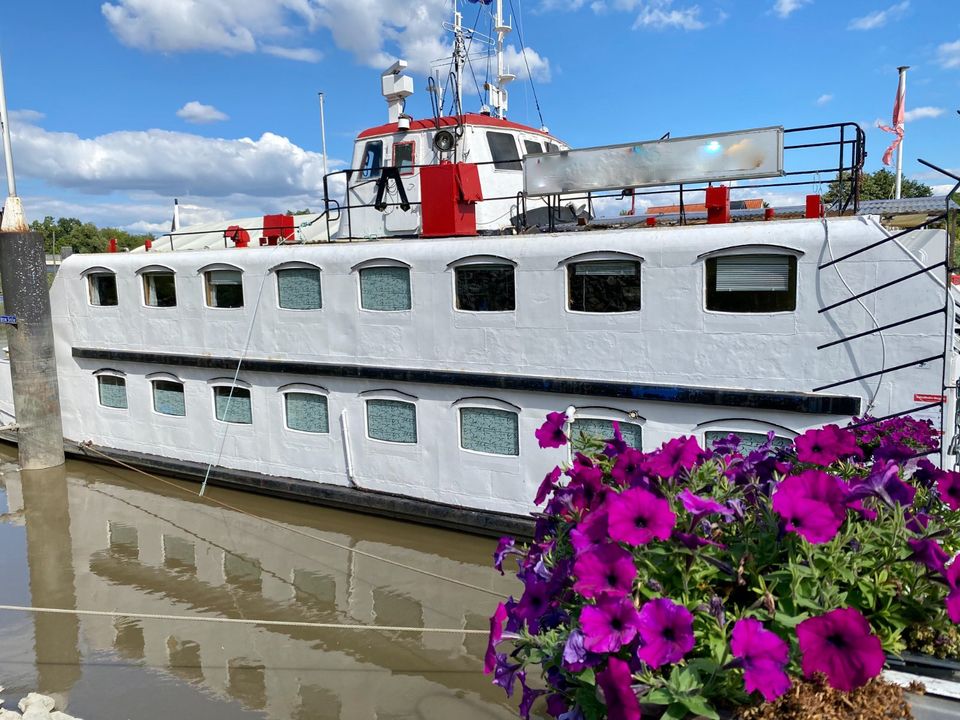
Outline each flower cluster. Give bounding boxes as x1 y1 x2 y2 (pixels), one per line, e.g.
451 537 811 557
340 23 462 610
485 414 960 719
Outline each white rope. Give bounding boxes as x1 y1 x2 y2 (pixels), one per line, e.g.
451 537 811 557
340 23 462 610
0 605 487 635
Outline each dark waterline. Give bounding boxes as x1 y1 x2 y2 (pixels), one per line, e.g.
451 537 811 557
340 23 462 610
0 445 532 719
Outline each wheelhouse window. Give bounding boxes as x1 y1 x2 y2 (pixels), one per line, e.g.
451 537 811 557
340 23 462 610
360 266 411 311
284 392 329 434
152 380 186 416
523 139 544 155
214 386 252 424
571 419 643 452
393 141 415 175
568 260 641 313
486 131 522 171
455 264 515 312
143 272 176 307
704 430 792 453
546 142 559 153
460 407 519 456
204 269 244 308
366 399 417 444
360 140 383 180
706 254 797 313
88 272 118 306
97 375 127 409
277 268 321 310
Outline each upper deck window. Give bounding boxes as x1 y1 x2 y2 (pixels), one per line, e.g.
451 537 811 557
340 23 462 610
360 140 383 180
204 269 243 308
360 266 411 311
523 139 544 155
277 267 321 310
568 260 641 313
143 271 176 307
393 141 415 175
88 272 118 306
455 264 515 312
706 254 797 313
486 131 522 171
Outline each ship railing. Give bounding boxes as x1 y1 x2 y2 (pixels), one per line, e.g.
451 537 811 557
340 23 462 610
322 122 866 240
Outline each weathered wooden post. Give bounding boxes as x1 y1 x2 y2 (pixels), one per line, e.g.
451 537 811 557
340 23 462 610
0 50 65 469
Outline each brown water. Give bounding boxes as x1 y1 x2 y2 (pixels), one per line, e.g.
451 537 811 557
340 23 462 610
0 445 531 719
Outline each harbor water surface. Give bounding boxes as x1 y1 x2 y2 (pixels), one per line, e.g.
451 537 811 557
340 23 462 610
0 445 530 719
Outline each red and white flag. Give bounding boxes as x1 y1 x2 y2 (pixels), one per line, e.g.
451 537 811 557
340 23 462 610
877 73 905 166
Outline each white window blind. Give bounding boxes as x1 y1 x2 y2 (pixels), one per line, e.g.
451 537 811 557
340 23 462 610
714 255 790 292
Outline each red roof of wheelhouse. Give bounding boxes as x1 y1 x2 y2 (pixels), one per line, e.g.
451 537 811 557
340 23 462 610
356 113 562 142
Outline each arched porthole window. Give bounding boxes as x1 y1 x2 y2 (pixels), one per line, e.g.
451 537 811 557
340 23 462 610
137 265 177 307
701 246 801 313
449 255 516 312
697 418 796 453
272 263 322 310
279 384 329 434
363 390 418 444
94 369 127 409
83 267 118 306
209 378 253 424
148 373 186 417
354 259 412 312
568 407 644 452
200 264 244 309
563 252 643 313
455 398 521 456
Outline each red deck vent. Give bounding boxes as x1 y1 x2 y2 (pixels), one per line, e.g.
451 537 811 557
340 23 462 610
420 162 483 238
225 225 251 248
108 238 117 253
806 195 824 219
260 214 295 246
705 185 730 224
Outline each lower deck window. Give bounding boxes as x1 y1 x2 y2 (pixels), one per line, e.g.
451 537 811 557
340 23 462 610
205 270 244 308
568 260 641 313
455 264 515 311
460 408 519 455
706 255 797 312
153 380 186 416
97 376 127 409
571 419 642 451
704 430 792 453
366 399 417 443
285 393 329 433
214 387 252 424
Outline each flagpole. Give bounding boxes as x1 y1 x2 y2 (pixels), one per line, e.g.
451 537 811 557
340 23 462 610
318 92 329 180
895 65 908 200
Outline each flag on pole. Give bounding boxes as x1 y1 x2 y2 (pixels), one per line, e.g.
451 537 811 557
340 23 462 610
877 72 905 166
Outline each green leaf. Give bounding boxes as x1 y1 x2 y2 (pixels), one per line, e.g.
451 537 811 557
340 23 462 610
642 688 673 705
663 703 688 720
680 695 720 720
577 667 596 686
575 686 604 720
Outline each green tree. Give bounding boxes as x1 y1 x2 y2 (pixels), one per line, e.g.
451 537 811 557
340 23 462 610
29 216 154 254
285 208 313 216
823 168 933 206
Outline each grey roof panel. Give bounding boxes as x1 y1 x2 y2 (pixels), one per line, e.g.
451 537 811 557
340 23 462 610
857 195 958 215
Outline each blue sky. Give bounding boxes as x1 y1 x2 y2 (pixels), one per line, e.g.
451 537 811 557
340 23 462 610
0 0 957 232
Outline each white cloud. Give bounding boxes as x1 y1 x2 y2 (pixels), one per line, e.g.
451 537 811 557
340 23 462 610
938 39 960 69
848 1 909 30
503 45 551 82
262 45 323 62
773 0 810 19
816 93 833 106
176 101 229 124
903 106 944 122
8 109 46 124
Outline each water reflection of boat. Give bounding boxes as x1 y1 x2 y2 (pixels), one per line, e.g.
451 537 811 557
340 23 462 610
0 449 517 719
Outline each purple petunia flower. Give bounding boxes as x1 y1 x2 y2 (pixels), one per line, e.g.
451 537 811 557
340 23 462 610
678 488 734 519
945 558 960 623
797 607 885 692
607 487 676 546
493 537 518 575
937 470 960 511
484 602 508 674
580 596 642 653
794 424 862 465
604 421 629 458
518 671 547 719
610 448 648 488
908 538 950 575
536 412 568 449
636 598 695 669
730 618 791 702
906 510 930 534
772 470 849 544
562 628 588 671
710 432 742 455
570 507 610 555
573 542 637 599
596 657 642 720
514 579 554 633
848 460 915 508
535 466 562 506
492 652 522 697
912 459 944 490
646 436 702 479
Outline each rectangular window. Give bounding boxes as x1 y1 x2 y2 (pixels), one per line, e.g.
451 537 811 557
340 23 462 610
277 268 322 310
143 272 177 307
571 419 642 452
460 408 519 456
88 273 118 306
568 260 641 313
455 264 515 311
706 255 797 313
153 380 186 416
285 393 329 433
523 139 545 155
393 141 415 175
366 399 417 444
97 376 128 409
486 131 522 171
546 142 559 153
704 430 792 453
360 140 383 180
214 386 252 424
360 267 411 311
205 270 244 308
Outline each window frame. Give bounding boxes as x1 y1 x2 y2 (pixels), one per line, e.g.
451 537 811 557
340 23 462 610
136 264 177 309
568 406 645 453
358 140 384 181
94 369 128 411
696 418 796 452
523 139 545 156
271 261 323 311
362 390 419 445
449 255 517 314
353 258 413 313
83 267 119 307
486 131 523 171
454 397 522 458
147 372 187 417
562 251 644 315
199 263 245 310
208 378 254 426
700 245 802 315
392 140 416 176
278 383 330 435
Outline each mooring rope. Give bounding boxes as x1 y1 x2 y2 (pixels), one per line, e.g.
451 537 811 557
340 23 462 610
0 604 487 635
78 443 506 599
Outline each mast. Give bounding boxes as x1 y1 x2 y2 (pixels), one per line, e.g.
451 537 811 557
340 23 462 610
894 65 908 200
452 0 464 115
493 0 514 119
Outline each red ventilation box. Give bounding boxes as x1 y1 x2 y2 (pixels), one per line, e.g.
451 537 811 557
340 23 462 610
260 214 295 245
705 185 730 224
420 162 483 237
